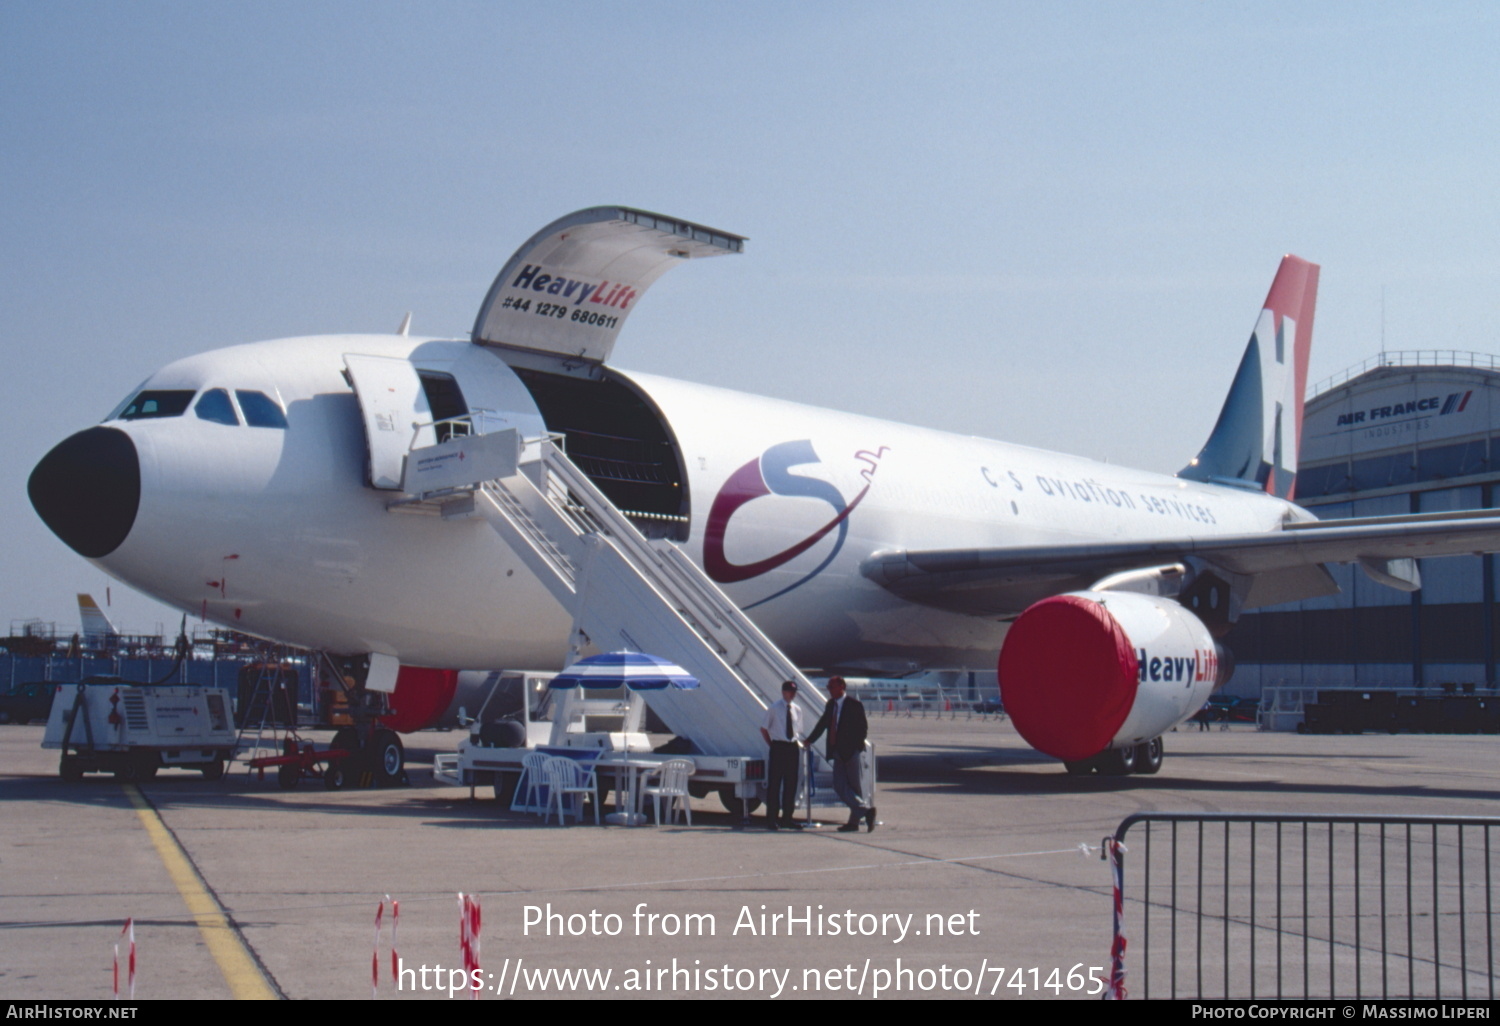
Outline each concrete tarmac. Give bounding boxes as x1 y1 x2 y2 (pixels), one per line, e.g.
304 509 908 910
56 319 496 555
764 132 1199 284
2 716 1497 1001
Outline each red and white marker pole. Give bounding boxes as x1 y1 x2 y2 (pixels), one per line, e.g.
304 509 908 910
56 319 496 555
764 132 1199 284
389 897 400 985
458 892 481 999
1103 837 1128 1000
372 901 383 998
112 918 135 999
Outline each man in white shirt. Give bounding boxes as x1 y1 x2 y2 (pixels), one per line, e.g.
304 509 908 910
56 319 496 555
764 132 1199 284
759 681 806 830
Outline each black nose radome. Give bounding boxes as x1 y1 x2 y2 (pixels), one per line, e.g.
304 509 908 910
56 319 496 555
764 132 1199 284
29 427 140 559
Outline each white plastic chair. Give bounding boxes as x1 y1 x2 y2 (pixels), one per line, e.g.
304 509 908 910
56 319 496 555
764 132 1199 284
641 758 695 826
543 756 599 826
518 751 550 814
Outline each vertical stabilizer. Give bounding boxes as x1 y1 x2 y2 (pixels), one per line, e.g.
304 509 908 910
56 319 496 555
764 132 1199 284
1179 255 1319 499
77 593 118 646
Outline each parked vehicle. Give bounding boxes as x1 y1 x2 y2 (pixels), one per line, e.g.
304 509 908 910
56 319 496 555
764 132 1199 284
0 681 58 724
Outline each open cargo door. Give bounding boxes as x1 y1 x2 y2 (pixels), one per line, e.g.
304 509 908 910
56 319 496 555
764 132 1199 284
471 206 744 366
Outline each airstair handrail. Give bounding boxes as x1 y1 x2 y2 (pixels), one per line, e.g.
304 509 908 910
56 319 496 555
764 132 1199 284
527 438 810 692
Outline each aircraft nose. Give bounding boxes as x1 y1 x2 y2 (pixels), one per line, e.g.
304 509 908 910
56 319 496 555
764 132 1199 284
28 426 141 559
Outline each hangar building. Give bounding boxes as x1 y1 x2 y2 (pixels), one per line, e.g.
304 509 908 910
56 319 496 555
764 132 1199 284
1227 352 1500 694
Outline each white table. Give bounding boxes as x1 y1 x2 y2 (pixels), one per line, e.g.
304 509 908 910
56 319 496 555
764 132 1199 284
596 752 667 827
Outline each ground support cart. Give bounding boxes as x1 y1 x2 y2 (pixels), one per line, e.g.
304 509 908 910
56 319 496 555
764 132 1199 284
43 682 237 781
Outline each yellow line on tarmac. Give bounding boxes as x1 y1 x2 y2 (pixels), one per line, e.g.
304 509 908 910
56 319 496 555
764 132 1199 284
123 784 277 1000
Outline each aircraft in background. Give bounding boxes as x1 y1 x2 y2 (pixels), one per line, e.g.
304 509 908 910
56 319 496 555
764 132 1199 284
30 206 1500 780
76 593 119 650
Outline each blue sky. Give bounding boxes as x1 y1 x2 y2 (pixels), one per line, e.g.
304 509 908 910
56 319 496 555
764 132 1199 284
4 1 1498 633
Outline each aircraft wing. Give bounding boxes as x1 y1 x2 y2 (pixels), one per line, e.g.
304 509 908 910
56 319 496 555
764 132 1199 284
860 508 1500 618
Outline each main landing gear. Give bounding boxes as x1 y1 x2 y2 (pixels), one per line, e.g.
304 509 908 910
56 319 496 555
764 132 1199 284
1063 737 1164 776
314 654 410 790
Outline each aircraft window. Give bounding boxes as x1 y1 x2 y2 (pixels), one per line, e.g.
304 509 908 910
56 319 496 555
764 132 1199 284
235 390 288 429
194 389 240 426
118 390 195 420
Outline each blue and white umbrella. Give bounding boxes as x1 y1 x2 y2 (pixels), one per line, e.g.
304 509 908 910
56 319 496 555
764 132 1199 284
547 650 700 691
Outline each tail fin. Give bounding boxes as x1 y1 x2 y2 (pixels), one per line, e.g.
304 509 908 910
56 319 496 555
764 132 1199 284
77 593 117 644
1179 255 1319 499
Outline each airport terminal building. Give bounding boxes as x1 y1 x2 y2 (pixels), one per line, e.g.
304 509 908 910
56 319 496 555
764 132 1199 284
1228 351 1500 694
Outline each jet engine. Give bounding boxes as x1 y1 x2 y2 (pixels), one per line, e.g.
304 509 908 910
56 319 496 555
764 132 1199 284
380 666 460 734
998 591 1229 772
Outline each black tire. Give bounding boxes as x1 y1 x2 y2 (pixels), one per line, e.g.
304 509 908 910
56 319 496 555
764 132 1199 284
323 759 347 790
0 710 11 724
1062 759 1096 775
277 763 301 790
201 758 225 781
1134 737 1164 775
327 728 361 786
372 728 405 788
478 719 525 748
1097 746 1137 776
60 755 84 781
493 770 519 805
718 789 762 818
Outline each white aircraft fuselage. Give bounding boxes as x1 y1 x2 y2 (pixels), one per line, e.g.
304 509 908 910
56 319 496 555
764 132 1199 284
50 331 1299 676
66 208 1460 769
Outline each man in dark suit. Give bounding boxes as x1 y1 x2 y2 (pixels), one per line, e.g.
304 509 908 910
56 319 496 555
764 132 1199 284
805 676 876 832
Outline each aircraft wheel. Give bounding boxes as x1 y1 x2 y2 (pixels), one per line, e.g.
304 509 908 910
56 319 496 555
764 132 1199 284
718 789 762 819
201 758 225 781
372 729 405 788
60 755 84 781
277 764 301 790
1097 746 1137 776
1134 737 1164 775
324 759 347 790
1062 759 1096 775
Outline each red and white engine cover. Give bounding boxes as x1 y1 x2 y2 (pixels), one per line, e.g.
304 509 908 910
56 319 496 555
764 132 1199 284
998 591 1225 762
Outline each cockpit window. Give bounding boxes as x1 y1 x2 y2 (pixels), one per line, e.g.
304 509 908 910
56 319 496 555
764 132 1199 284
195 389 239 426
235 390 287 429
117 390 195 420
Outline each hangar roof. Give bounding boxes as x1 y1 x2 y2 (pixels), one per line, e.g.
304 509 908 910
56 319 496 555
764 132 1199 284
1298 352 1500 500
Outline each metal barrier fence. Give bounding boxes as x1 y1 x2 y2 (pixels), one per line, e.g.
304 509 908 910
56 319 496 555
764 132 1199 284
1110 813 1499 1000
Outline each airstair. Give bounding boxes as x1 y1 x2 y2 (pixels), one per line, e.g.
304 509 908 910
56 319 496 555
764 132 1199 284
472 436 821 756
